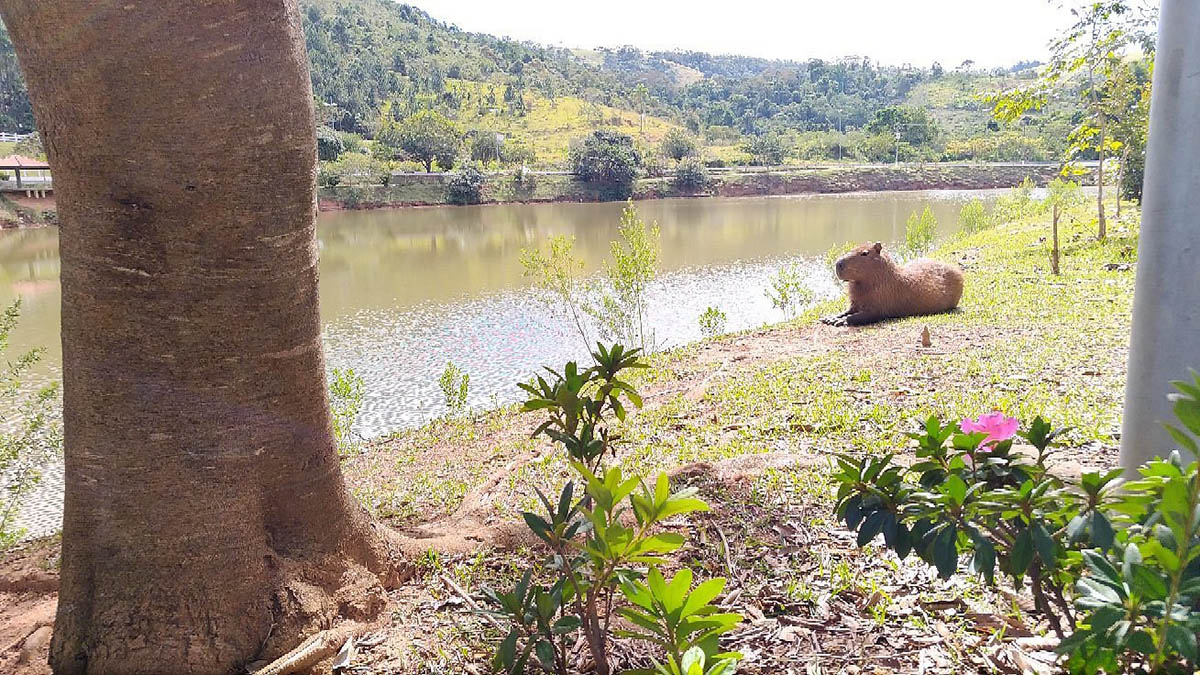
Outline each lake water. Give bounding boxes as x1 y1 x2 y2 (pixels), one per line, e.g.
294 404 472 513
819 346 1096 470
0 190 998 438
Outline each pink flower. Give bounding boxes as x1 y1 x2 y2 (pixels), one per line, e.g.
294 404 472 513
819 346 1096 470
960 412 1019 448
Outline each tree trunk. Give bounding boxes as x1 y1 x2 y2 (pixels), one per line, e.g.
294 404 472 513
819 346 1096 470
0 2 399 672
1051 204 1061 275
1121 0 1200 469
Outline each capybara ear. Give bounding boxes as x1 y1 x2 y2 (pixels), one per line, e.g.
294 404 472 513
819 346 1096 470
872 242 883 253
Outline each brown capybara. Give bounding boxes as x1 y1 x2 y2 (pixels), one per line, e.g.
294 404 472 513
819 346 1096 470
821 242 963 327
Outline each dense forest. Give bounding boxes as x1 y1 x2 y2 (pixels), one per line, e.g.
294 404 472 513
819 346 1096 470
0 0 1087 168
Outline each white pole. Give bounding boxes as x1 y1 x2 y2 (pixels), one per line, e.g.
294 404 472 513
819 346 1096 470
1120 0 1200 468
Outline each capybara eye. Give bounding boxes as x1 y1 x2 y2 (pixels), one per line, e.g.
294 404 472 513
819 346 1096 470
859 251 868 256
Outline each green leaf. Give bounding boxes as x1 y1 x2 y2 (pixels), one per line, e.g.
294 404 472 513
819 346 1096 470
1077 577 1122 605
933 525 958 579
1128 564 1168 599
1166 623 1199 661
552 615 581 634
1031 522 1056 569
972 535 996 584
522 512 552 543
857 510 886 547
943 474 967 505
495 628 518 671
680 578 726 618
1091 511 1114 550
535 640 555 669
1010 528 1034 577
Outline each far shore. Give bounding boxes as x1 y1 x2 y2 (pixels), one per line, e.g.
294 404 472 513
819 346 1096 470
317 161 1092 212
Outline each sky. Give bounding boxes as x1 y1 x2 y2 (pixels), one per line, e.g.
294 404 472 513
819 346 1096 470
419 0 1075 69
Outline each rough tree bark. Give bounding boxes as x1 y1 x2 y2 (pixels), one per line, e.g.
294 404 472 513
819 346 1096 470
0 1 401 672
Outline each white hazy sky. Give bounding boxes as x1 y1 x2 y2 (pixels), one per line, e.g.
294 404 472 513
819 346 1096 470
418 0 1075 68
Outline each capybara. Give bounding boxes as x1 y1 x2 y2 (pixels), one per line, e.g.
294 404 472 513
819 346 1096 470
821 242 963 326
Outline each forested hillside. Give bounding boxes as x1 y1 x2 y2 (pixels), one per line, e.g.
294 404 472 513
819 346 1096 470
0 0 1080 168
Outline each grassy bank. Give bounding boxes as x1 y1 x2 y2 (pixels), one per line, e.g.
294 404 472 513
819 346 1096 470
331 198 1135 672
317 162 1081 210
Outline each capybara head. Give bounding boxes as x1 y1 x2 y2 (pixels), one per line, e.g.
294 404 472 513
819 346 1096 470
834 242 888 281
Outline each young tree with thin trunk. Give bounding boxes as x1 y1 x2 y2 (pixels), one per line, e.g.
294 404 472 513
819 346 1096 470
1044 178 1084 275
0 2 402 672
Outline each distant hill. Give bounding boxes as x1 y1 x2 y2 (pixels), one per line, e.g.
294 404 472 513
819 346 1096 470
0 0 1073 165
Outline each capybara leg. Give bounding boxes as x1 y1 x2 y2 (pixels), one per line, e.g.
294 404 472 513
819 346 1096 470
841 311 883 326
821 308 853 325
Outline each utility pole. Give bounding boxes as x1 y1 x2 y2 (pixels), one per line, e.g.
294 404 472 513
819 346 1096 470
1120 0 1200 468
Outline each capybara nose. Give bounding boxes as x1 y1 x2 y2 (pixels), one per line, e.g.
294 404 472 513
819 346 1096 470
835 259 845 276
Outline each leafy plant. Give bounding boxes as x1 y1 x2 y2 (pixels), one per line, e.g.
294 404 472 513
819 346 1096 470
1043 178 1084 275
957 199 990 236
0 299 61 550
618 568 742 675
570 130 642 200
482 344 741 675
672 157 709 193
833 372 1200 673
447 165 487 205
586 202 660 353
439 361 470 416
521 234 593 352
698 307 727 339
765 264 812 320
329 367 365 457
902 206 938 258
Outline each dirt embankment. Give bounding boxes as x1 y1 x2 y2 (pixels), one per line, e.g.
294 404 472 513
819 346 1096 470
318 163 1089 211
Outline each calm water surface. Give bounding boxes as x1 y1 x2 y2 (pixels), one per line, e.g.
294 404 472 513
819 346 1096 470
0 191 999 437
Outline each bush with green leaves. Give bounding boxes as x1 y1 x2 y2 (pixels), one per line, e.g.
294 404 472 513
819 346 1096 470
992 177 1043 224
570 130 642 200
439 361 469 416
660 129 699 162
317 125 344 161
673 157 710 193
698 307 727 339
587 202 661 353
902 206 937 258
957 199 990 236
833 370 1200 674
447 165 487 205
0 299 61 550
765 264 813 320
482 345 741 675
328 367 364 457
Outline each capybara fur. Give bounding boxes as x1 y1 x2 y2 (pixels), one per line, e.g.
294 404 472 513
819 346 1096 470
821 242 963 326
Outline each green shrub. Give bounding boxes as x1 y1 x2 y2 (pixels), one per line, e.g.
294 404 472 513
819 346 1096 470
992 177 1042 224
0 299 61 550
698 306 727 338
832 371 1200 674
673 157 710 193
570 130 641 200
317 125 344 161
446 166 487 205
439 362 469 415
586 201 660 352
765 264 813 320
482 345 741 675
957 199 990 236
660 128 699 162
329 367 364 457
902 206 937 258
